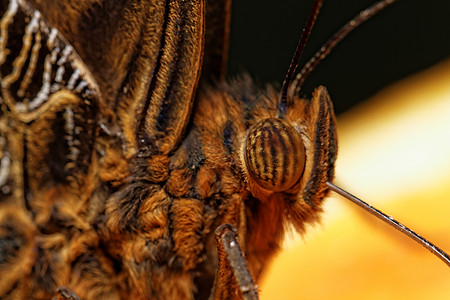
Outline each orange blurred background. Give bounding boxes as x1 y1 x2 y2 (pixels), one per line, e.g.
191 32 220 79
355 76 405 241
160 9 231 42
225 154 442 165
259 59 450 299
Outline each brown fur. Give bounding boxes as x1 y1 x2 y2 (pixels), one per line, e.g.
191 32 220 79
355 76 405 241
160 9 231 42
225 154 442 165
0 1 337 299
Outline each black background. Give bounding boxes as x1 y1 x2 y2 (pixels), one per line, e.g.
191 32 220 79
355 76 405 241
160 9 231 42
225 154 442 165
226 0 450 114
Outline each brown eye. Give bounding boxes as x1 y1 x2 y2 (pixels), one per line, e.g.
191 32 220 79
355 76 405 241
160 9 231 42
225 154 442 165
244 118 306 192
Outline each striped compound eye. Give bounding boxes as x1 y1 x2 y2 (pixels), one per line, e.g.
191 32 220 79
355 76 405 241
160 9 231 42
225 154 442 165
244 118 306 192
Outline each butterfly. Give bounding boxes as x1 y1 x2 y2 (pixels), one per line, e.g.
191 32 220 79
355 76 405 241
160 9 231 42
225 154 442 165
0 0 448 299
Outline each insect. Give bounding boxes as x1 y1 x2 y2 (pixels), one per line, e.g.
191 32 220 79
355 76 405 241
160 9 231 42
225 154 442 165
0 1 448 300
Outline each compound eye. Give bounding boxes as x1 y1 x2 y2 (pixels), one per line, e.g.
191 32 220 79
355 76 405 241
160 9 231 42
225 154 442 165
244 118 306 192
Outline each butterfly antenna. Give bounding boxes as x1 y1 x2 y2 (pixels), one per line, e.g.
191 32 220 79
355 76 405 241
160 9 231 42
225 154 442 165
291 0 397 96
279 0 323 115
326 181 450 267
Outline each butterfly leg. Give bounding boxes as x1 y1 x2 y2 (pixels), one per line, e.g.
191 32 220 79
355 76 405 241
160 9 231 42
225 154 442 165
211 224 259 300
53 287 80 300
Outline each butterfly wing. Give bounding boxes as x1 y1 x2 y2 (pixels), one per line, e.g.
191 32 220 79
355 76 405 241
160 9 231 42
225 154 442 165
202 0 231 82
26 0 205 157
0 0 102 296
0 0 209 297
